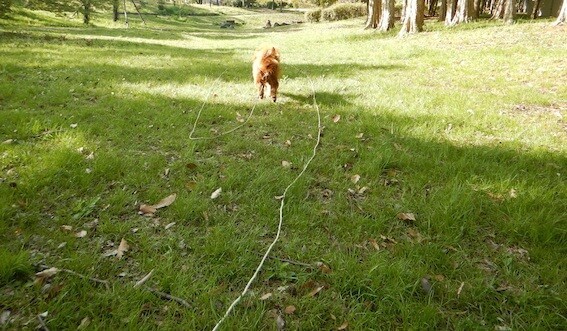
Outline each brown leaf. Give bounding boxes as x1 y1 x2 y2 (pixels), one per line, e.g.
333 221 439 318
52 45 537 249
60 225 73 232
369 239 380 251
315 262 332 274
284 305 296 314
281 160 291 168
139 204 157 215
77 317 91 330
36 267 59 279
332 114 341 123
330 313 337 321
75 230 87 238
337 321 349 330
350 174 360 184
308 285 325 297
186 163 198 170
284 140 292 147
260 292 272 300
396 212 416 223
116 238 129 259
152 193 176 209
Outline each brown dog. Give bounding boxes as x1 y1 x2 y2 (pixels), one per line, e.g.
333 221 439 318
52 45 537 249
252 47 281 102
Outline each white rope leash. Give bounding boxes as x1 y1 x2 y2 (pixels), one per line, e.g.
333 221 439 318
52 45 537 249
212 80 322 331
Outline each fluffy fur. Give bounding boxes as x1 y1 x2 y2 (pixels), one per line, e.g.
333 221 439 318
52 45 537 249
252 47 281 102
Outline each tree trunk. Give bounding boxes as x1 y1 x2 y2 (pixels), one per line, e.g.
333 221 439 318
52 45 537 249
450 0 474 24
113 0 119 21
531 0 541 18
365 0 381 29
123 0 129 27
399 0 424 35
445 0 457 24
378 0 395 31
491 0 504 18
503 0 514 23
554 0 566 24
81 0 91 24
439 0 447 20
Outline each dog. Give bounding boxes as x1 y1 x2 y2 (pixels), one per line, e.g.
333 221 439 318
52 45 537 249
252 47 281 102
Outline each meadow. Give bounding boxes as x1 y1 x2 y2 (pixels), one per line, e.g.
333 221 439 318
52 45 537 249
0 5 566 330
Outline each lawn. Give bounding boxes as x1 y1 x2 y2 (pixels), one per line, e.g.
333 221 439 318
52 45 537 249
0 5 566 330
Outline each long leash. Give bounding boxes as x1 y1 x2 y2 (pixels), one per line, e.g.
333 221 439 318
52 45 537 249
188 70 322 331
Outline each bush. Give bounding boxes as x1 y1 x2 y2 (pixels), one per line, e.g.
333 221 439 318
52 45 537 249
321 2 366 21
305 8 321 22
0 0 12 17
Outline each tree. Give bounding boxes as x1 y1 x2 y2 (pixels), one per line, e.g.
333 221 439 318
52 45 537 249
399 0 424 35
448 0 474 25
378 0 395 31
113 0 119 21
365 0 381 29
554 0 566 24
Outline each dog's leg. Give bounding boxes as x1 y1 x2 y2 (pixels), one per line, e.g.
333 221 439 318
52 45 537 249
258 82 265 99
269 80 278 102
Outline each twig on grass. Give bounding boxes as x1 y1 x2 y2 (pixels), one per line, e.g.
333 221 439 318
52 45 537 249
39 265 110 289
37 313 49 331
145 287 192 309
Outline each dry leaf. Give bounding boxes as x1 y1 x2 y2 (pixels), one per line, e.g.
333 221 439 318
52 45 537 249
152 193 176 209
164 222 176 230
77 317 91 330
133 269 154 288
185 181 197 190
260 292 272 300
139 204 157 215
186 163 197 170
457 282 465 297
330 313 337 321
308 285 325 297
61 225 73 232
36 267 59 279
337 321 348 330
116 238 129 259
274 195 285 200
332 114 341 123
276 314 285 331
282 160 291 168
285 140 292 147
70 123 78 128
211 188 222 199
369 239 380 251
75 230 87 238
396 212 416 223
315 262 332 274
350 174 360 184
509 189 517 198
284 305 296 314
355 133 364 139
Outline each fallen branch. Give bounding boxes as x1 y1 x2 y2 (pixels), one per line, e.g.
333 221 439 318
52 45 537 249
146 287 192 309
265 255 314 268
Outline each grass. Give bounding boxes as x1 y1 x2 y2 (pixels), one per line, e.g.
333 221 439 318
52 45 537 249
1 4 566 330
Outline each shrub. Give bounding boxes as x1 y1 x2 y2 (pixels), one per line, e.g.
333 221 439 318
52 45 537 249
305 8 322 22
321 2 366 21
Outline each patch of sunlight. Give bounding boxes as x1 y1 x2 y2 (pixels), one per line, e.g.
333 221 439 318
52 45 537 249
116 54 175 69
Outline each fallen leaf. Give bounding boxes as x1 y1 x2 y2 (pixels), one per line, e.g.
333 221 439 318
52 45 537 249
355 133 364 139
133 269 154 288
61 225 73 232
308 285 325 297
77 317 91 330
330 313 337 320
70 123 78 128
36 267 59 279
139 204 157 215
337 321 348 330
332 114 341 123
434 274 445 282
57 242 67 249
396 212 416 223
164 222 176 230
274 195 284 200
315 262 332 274
211 188 222 199
185 181 197 190
350 174 360 184
276 314 285 331
186 163 198 170
369 239 380 251
284 140 292 147
260 292 272 300
152 193 176 209
284 305 296 314
281 160 291 168
421 277 432 294
75 230 87 238
116 238 129 259
509 189 517 198
0 310 10 325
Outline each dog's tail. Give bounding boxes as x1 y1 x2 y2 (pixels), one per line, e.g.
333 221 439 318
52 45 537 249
257 47 280 79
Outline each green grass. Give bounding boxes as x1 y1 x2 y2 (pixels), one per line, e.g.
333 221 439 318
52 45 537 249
1 6 566 330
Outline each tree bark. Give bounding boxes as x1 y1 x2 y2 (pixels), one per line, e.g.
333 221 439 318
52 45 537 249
378 0 395 31
491 0 504 18
81 0 91 24
445 0 457 24
439 0 447 20
450 0 474 24
365 0 381 29
554 0 566 24
503 0 514 23
399 0 424 35
113 0 119 21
